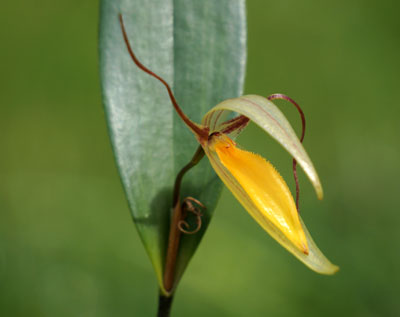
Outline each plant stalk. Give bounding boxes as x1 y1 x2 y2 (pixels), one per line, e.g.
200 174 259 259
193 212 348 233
163 145 205 293
157 293 174 317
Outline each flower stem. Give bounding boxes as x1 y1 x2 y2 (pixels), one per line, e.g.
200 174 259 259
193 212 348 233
157 293 173 317
163 145 205 293
119 14 209 141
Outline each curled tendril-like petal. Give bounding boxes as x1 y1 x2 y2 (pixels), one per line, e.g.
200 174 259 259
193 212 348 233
267 93 306 212
178 197 206 235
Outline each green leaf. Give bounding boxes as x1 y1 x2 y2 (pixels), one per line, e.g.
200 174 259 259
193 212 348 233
99 0 246 293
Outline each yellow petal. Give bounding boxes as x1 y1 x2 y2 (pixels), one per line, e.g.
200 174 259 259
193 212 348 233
210 133 308 254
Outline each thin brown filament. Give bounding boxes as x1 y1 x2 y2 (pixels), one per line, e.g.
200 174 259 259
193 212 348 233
178 217 202 235
178 197 204 235
118 14 208 140
267 94 306 212
220 115 250 135
182 196 206 210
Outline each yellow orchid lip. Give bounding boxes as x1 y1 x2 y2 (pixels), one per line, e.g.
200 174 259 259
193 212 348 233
208 132 309 255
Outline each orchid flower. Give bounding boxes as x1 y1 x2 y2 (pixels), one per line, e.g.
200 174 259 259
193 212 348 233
119 15 338 275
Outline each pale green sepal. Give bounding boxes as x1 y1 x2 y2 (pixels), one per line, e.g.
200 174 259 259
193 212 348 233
203 95 323 200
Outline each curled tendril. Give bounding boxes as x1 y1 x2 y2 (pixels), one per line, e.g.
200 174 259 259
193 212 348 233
178 197 206 235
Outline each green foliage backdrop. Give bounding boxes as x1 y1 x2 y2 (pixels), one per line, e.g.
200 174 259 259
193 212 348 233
1 0 399 316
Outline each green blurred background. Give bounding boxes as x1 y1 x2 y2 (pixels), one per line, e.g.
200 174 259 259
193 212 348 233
1 0 399 316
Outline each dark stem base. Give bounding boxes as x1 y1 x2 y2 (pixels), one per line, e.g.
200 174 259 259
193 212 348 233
157 294 173 317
